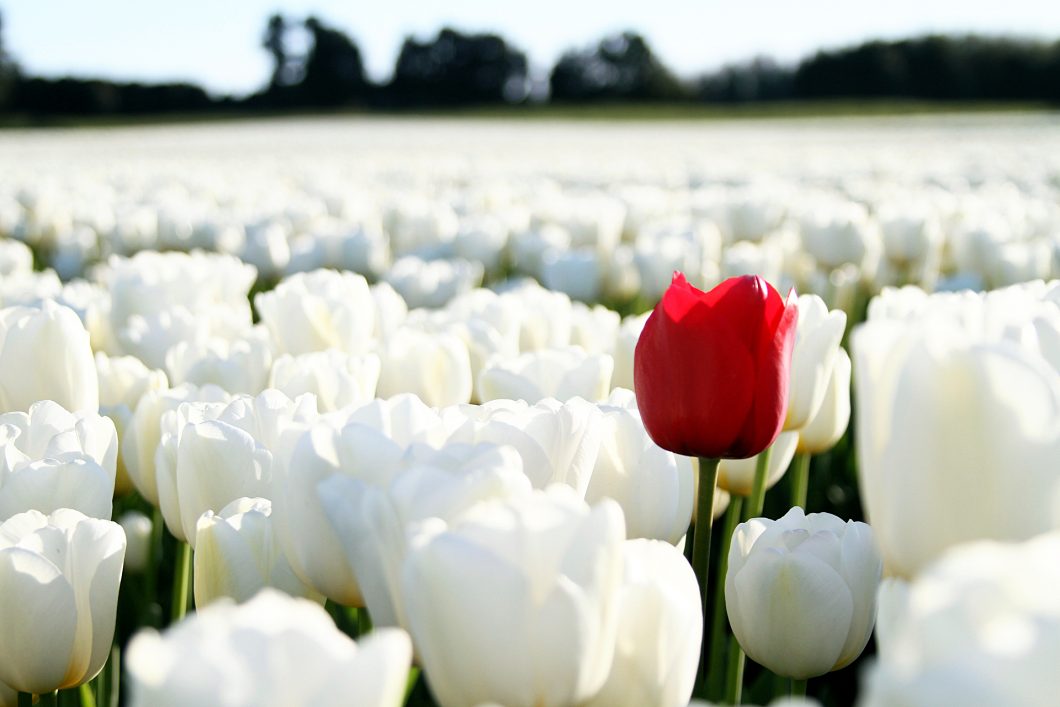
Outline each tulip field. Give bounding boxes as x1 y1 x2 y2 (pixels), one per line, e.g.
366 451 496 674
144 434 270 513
0 113 1057 707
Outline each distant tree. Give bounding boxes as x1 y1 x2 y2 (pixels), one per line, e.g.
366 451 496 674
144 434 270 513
389 27 528 106
697 57 794 102
262 13 292 89
792 35 1060 102
0 10 20 110
550 31 688 102
294 16 368 106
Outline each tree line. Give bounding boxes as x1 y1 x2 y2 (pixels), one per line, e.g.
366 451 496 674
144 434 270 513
1 12 1059 118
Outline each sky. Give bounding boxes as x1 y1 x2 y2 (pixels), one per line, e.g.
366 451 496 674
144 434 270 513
2 0 1059 97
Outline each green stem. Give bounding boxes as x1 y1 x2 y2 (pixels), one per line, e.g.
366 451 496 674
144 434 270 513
744 445 773 520
791 677 808 697
17 693 32 707
170 541 192 623
40 692 58 707
725 636 745 705
706 495 743 700
106 645 120 707
692 457 720 687
78 684 96 707
791 453 811 510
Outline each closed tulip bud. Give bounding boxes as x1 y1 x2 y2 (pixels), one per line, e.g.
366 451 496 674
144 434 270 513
0 509 125 694
119 510 153 574
634 273 798 460
717 431 798 497
159 391 317 543
402 488 625 707
585 404 693 544
0 301 98 414
194 497 322 607
797 347 851 455
585 540 701 707
785 295 846 431
726 507 881 680
319 442 531 629
122 383 231 507
478 346 614 404
853 288 1060 577
0 400 118 521
126 590 412 707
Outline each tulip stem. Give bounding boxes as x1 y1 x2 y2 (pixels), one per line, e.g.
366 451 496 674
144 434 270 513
791 678 808 697
17 693 31 707
791 453 811 510
40 693 57 707
693 456 720 687
725 637 745 705
706 495 743 700
745 445 773 520
78 684 96 707
171 541 192 623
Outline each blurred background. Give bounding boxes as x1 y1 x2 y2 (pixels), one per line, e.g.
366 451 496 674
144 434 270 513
0 0 1058 122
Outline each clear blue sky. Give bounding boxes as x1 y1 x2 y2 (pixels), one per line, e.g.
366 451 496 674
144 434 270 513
2 0 1058 97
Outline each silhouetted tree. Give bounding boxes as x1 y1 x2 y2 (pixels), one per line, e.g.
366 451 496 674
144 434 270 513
388 27 528 106
262 13 292 89
550 32 688 102
792 35 1060 102
297 16 368 106
697 57 794 102
0 10 19 110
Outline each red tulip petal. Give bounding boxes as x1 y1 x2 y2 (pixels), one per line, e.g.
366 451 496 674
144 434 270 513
635 295 756 458
729 295 800 458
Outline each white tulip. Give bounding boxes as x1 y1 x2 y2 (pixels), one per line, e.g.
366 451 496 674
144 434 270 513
785 294 846 431
402 488 625 707
269 350 380 412
798 347 851 454
194 497 322 607
853 288 1060 577
446 397 603 495
541 248 604 302
159 390 317 544
860 532 1060 707
726 507 881 679
0 400 117 521
126 590 412 707
611 312 649 392
319 442 531 629
586 540 701 707
273 396 448 606
165 327 273 395
718 431 798 497
376 326 472 407
384 256 483 309
0 302 98 414
254 269 376 355
499 280 573 352
96 353 168 494
0 509 125 694
585 404 693 544
122 383 231 506
119 510 153 574
570 302 620 356
478 346 613 404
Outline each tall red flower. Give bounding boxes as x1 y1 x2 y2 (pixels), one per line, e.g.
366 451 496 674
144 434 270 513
634 272 799 460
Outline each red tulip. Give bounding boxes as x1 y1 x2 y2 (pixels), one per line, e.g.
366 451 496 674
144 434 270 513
634 272 798 460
